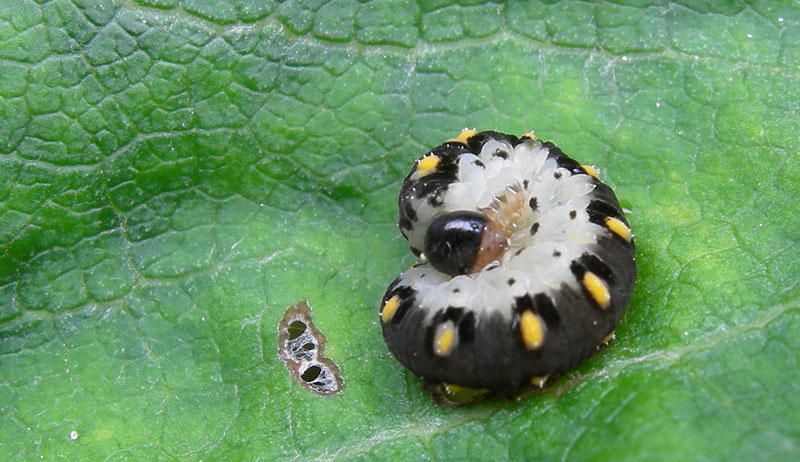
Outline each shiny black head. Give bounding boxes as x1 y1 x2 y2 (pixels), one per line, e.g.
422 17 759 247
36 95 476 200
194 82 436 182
424 211 487 276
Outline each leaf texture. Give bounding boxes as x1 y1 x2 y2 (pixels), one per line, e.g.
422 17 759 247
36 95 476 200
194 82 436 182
1 1 799 460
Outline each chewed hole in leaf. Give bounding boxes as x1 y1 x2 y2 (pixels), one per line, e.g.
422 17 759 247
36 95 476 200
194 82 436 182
301 365 321 382
287 320 307 340
277 300 343 396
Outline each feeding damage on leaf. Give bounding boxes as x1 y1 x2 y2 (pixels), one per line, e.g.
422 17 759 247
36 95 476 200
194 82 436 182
278 300 343 396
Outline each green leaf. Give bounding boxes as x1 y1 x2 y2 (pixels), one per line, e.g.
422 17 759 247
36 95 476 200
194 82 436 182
1 1 799 460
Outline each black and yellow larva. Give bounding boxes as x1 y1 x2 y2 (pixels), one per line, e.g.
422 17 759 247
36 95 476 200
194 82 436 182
379 130 636 391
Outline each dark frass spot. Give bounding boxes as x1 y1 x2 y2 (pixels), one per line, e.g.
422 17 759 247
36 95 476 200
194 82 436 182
529 197 538 211
569 210 577 219
278 300 343 395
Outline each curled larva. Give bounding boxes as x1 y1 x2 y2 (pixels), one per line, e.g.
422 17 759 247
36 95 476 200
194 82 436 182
379 130 636 391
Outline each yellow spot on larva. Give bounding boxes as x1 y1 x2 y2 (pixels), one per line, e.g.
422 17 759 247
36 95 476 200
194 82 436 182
604 216 632 242
454 128 477 144
416 155 440 177
583 271 611 309
530 375 550 388
519 310 545 350
434 322 456 357
581 164 599 179
521 131 537 140
381 295 400 323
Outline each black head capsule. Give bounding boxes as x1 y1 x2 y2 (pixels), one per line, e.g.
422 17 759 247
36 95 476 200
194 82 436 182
424 211 489 277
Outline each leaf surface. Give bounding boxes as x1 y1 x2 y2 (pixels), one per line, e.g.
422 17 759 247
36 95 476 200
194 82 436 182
1 1 799 460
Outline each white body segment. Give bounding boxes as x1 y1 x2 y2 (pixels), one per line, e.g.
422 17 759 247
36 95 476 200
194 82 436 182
402 138 609 321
